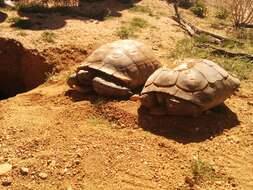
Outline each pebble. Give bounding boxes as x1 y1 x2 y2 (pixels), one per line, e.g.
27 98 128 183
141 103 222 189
215 181 222 185
2 178 12 186
0 163 12 176
74 160 80 165
231 136 240 143
152 46 159 50
47 160 56 167
20 167 29 176
38 172 48 180
76 153 82 158
130 94 140 102
247 101 253 106
184 176 194 187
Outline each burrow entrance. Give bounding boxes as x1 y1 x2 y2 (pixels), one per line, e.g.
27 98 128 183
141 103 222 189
0 38 53 99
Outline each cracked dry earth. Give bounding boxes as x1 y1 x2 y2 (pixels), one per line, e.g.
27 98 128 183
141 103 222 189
0 0 253 189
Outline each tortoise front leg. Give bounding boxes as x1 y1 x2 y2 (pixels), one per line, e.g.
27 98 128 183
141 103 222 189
67 70 94 93
67 73 78 88
92 77 133 97
140 93 167 115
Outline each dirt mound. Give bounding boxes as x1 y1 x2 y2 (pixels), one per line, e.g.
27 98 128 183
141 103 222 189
0 38 53 99
40 46 88 72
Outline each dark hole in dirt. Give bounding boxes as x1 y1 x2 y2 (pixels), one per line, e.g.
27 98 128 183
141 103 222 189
0 38 53 100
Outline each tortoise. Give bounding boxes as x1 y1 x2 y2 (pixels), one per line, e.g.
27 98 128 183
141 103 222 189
140 59 240 116
67 40 161 97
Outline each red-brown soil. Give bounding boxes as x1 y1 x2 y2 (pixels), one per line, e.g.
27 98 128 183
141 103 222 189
0 0 252 189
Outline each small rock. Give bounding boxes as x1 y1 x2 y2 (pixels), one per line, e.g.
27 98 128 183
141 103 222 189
74 160 80 165
152 46 159 51
20 167 29 176
12 164 18 169
0 163 12 176
185 176 194 187
60 168 68 176
247 101 253 106
215 181 222 185
130 94 140 102
48 160 56 167
231 136 240 143
120 123 126 128
111 123 117 128
76 152 82 158
90 20 99 24
38 172 48 180
2 178 12 186
47 160 52 165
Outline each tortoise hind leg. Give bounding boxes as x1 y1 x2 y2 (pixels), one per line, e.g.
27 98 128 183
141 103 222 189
165 97 202 117
92 77 133 97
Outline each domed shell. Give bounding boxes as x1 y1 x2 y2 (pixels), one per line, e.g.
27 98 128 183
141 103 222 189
142 59 240 110
77 40 161 89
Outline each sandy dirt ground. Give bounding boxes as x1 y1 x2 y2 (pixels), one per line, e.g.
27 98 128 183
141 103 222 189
0 0 253 189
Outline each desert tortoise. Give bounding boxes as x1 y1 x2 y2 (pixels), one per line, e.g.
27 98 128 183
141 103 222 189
67 40 161 97
140 59 240 116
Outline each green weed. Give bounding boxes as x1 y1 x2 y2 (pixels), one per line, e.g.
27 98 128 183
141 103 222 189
15 3 48 13
86 115 111 128
178 0 194 9
41 31 56 43
190 1 207 18
116 26 135 39
231 29 253 43
168 36 253 80
9 17 33 29
129 5 154 16
130 17 149 28
116 17 149 39
17 31 28 36
191 156 217 182
215 7 229 20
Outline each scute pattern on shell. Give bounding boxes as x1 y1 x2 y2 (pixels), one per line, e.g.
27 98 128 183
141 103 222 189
77 40 161 89
176 68 208 92
141 59 240 112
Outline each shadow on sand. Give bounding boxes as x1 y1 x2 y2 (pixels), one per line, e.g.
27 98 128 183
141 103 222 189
138 104 240 144
66 89 240 143
0 11 7 23
65 89 114 104
15 0 141 30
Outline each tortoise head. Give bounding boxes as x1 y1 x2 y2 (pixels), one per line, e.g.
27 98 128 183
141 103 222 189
67 73 78 88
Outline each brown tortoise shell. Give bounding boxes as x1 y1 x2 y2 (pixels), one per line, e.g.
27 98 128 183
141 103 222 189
75 40 161 90
141 59 240 115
